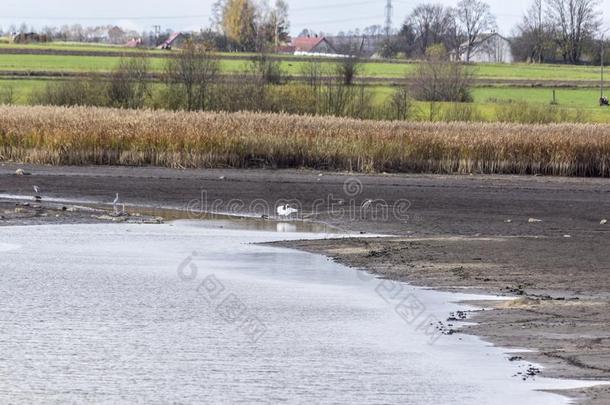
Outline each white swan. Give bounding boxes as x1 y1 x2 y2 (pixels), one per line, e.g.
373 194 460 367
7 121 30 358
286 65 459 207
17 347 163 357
277 204 298 217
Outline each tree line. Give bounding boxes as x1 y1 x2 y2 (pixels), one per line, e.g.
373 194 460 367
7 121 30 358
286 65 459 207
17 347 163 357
512 0 603 64
388 0 603 64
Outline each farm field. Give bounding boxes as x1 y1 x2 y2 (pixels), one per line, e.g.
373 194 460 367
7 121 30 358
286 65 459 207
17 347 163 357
0 51 605 82
0 41 157 53
1 43 608 123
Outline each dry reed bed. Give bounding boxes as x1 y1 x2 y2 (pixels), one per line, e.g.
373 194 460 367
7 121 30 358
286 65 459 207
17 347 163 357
0 105 609 176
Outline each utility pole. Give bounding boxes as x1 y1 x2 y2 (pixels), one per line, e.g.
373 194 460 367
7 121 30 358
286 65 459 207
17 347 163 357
153 25 161 47
274 16 279 49
601 35 605 101
384 0 393 37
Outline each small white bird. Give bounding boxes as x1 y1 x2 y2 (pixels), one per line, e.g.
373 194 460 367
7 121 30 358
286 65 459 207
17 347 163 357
277 204 298 217
113 193 120 214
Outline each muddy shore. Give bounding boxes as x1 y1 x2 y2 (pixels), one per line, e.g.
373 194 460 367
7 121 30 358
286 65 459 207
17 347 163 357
1 163 609 403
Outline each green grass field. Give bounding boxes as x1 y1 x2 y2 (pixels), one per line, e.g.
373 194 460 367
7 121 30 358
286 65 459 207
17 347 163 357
3 77 608 122
0 54 286 74
0 41 154 53
0 51 605 81
1 42 607 123
371 86 610 122
372 85 604 106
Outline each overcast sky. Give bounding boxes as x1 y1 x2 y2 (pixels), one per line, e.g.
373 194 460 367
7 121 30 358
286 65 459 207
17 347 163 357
1 0 608 37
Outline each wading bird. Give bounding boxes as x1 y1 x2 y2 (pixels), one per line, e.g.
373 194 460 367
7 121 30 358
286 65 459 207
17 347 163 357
113 193 120 214
33 185 41 202
277 204 298 217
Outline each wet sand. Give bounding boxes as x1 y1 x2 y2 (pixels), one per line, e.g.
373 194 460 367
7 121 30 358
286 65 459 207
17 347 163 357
1 163 609 403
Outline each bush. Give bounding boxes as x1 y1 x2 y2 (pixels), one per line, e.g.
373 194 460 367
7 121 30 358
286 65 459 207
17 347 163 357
441 103 483 122
0 85 15 105
164 42 220 111
207 80 265 112
249 53 285 85
385 88 415 120
410 45 473 102
334 56 362 86
494 101 590 124
107 57 151 109
29 80 107 107
263 85 317 115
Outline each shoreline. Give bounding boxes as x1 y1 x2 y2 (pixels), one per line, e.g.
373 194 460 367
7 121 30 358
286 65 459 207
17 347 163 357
273 237 610 404
1 164 609 403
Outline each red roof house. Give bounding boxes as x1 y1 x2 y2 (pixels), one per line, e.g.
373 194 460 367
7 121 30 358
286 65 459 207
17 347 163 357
125 38 143 48
158 32 186 50
291 36 337 54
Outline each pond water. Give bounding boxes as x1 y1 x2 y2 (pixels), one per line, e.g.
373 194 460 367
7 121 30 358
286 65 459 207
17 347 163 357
0 221 603 404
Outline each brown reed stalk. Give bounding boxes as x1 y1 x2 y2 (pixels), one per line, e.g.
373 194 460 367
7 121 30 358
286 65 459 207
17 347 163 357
0 105 609 177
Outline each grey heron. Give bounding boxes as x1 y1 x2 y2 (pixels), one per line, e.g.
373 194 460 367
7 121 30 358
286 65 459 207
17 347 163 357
33 185 42 201
113 193 120 214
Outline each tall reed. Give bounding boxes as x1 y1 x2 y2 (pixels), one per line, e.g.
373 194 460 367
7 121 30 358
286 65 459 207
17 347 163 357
0 105 609 177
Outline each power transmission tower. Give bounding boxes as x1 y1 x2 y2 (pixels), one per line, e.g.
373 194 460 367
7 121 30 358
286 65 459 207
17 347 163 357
384 0 393 36
152 25 161 47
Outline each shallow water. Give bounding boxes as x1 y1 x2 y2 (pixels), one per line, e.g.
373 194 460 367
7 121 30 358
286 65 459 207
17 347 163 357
0 221 603 404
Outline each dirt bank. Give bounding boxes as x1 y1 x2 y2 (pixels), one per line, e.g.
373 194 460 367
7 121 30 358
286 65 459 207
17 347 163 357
1 163 609 402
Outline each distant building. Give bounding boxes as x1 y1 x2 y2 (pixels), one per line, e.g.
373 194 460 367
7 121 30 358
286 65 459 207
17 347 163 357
326 35 390 58
291 36 337 55
12 32 50 44
125 38 143 48
459 33 513 63
276 44 296 54
157 32 186 50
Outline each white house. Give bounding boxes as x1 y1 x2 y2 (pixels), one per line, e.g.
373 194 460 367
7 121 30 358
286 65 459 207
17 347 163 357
460 33 513 63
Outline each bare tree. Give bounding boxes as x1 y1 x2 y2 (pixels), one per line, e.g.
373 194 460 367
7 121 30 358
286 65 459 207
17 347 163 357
408 4 456 56
333 40 363 86
249 52 285 84
267 0 290 48
410 45 473 102
397 23 418 58
455 0 496 62
107 57 151 109
513 0 553 63
547 0 600 63
335 56 362 86
386 88 414 120
300 60 324 89
164 42 220 111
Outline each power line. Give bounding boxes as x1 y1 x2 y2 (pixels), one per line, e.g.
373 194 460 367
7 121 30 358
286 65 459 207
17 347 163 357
292 15 386 26
292 1 377 12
